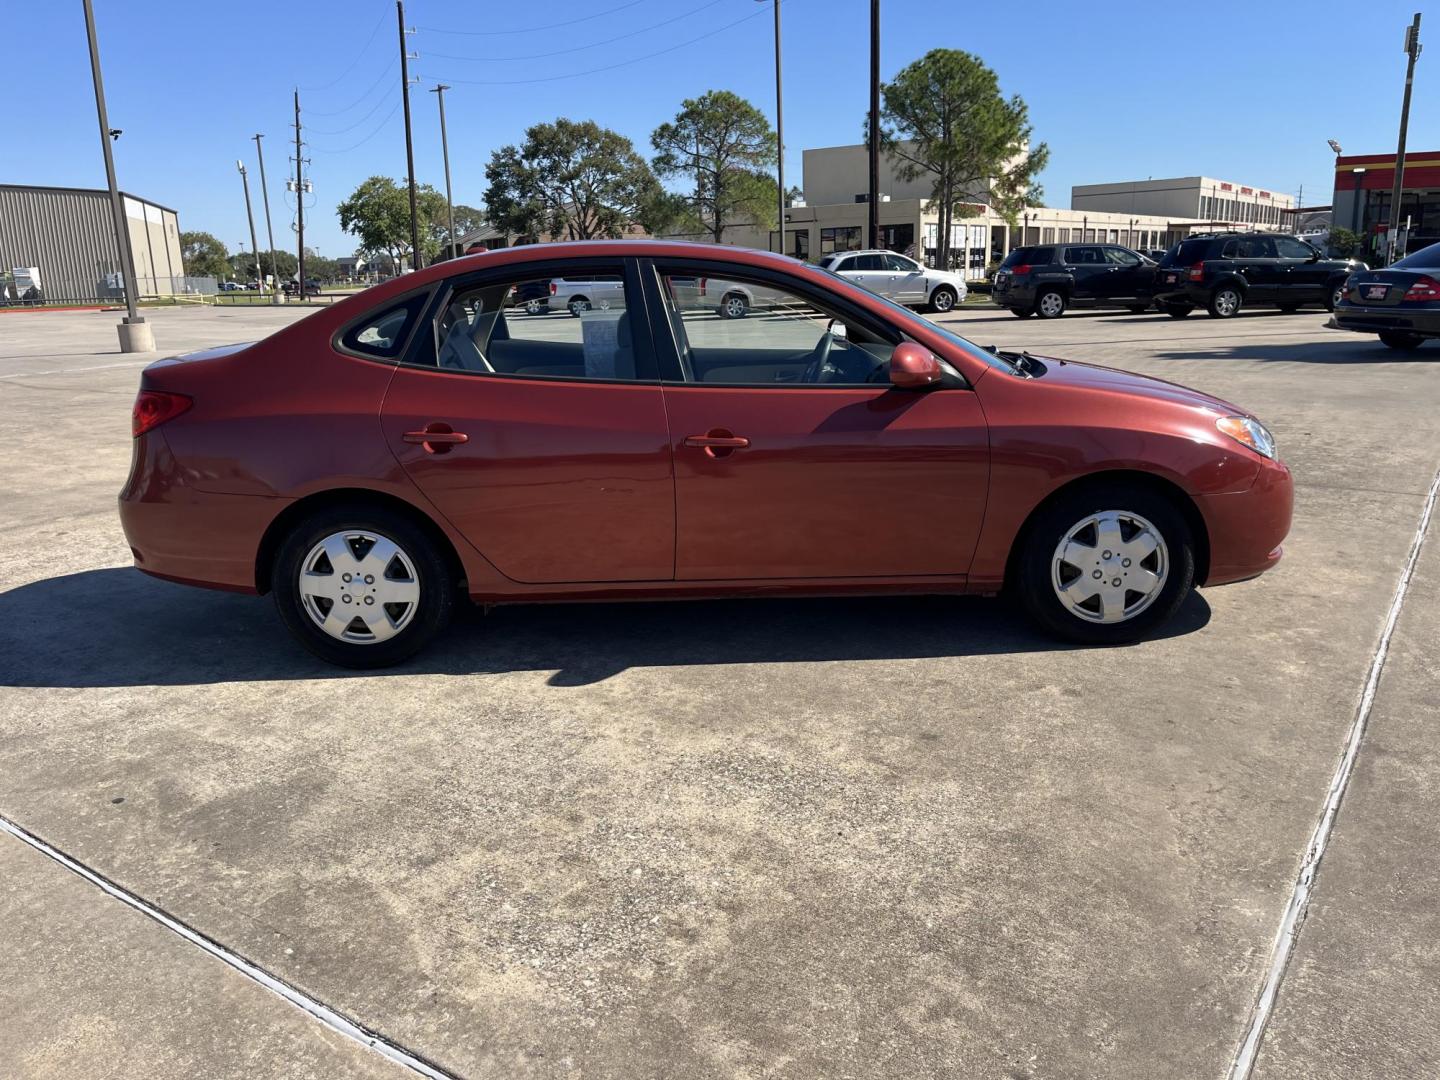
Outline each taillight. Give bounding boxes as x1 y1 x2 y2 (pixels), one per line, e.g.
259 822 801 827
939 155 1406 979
1010 264 1032 276
1403 275 1440 302
132 390 192 437
1187 262 1205 282
699 278 708 296
548 282 556 295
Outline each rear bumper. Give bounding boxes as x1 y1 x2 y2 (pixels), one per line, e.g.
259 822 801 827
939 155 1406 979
1194 458 1293 586
1331 305 1440 336
1151 282 1207 306
991 279 1037 308
118 430 283 593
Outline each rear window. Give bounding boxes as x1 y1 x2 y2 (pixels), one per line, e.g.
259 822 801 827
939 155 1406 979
1001 246 1054 268
1395 241 1440 270
1164 239 1214 266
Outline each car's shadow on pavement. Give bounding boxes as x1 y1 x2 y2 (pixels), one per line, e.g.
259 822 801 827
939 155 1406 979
1153 340 1438 364
0 568 1212 688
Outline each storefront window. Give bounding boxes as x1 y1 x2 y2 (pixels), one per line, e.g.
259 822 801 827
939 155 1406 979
820 226 862 254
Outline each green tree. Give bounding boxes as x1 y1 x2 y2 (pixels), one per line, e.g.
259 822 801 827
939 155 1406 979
484 119 662 241
337 176 447 270
651 90 778 242
258 249 298 281
1326 226 1361 258
303 250 340 282
873 49 1048 270
180 231 230 280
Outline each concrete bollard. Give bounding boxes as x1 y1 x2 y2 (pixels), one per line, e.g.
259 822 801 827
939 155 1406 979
117 316 154 353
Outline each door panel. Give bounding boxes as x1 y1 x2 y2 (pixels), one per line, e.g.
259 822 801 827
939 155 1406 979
1064 246 1107 300
662 386 990 580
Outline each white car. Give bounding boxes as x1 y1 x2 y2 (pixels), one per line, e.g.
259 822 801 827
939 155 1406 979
667 276 792 319
550 274 625 316
816 250 967 313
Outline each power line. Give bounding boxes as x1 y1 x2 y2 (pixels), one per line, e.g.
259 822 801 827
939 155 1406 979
311 99 404 155
304 57 398 116
424 0 729 63
416 0 645 37
306 84 398 136
299 7 390 92
424 5 769 86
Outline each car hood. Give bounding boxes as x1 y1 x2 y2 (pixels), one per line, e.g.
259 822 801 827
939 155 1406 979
1027 354 1249 416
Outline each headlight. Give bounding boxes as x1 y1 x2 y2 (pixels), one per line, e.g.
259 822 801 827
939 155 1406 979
1216 415 1277 459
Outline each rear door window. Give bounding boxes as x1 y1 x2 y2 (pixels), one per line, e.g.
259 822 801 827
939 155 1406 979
1064 246 1103 264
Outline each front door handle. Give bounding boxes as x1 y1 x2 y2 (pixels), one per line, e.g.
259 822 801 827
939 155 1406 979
403 422 469 454
684 430 750 458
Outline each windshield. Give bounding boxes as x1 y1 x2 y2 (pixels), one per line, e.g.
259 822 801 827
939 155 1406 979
1395 241 1440 270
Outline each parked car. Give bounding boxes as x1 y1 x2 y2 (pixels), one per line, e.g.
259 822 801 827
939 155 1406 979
815 250 968 313
1331 240 1440 350
245 281 261 290
119 240 1291 667
1150 233 1363 319
991 243 1157 319
667 275 793 318
284 278 323 296
217 281 245 292
548 274 625 316
508 278 551 315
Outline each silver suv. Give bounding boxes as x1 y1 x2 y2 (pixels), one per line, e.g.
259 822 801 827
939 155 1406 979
816 250 968 313
550 274 625 316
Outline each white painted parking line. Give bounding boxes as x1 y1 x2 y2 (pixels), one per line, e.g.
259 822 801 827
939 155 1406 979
0 360 150 380
0 813 461 1080
1228 463 1440 1079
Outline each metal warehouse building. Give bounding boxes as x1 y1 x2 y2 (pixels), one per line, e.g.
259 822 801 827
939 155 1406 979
0 183 184 304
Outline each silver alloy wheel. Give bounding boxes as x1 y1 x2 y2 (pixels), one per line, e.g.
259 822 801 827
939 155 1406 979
931 287 955 312
524 299 543 315
298 531 421 644
723 294 748 318
1050 510 1169 625
1214 288 1240 316
569 298 590 316
1038 291 1065 317
1331 285 1343 309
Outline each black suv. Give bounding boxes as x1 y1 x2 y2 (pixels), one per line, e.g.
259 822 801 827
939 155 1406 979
991 243 1156 319
1151 233 1363 319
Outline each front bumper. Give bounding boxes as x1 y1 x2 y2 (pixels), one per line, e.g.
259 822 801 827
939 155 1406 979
1330 304 1440 337
1194 457 1293 586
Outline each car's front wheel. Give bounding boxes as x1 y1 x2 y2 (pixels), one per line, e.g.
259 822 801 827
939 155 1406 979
929 285 958 313
273 505 455 668
1379 331 1427 350
1016 484 1195 645
1328 284 1344 311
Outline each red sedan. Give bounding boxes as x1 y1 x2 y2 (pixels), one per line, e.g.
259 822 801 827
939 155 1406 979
120 241 1292 667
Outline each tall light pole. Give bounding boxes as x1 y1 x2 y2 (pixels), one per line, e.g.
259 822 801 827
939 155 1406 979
254 134 280 302
237 160 262 293
756 0 784 255
867 0 880 250
397 1 421 270
294 90 306 295
82 0 151 351
430 84 456 260
1387 12 1423 263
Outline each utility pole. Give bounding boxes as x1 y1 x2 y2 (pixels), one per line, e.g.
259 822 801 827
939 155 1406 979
237 160 262 293
294 89 305 296
867 0 880 250
398 1 421 270
430 84 456 259
254 134 280 302
82 0 150 351
757 0 784 254
1387 12 1423 264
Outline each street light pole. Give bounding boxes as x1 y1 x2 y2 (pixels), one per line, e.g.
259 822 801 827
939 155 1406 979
756 0 784 255
430 84 456 260
82 0 151 351
867 0 880 250
237 161 262 294
398 0 421 270
1387 12 1423 263
254 134 281 301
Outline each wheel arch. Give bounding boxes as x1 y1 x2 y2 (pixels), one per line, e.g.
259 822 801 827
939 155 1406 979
255 487 467 596
1001 469 1210 592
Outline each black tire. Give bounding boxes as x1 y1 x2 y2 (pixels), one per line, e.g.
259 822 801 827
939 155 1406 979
1035 288 1067 319
718 292 749 319
1207 284 1243 319
1379 331 1427 350
568 297 590 317
1010 307 1034 319
1015 482 1195 646
929 285 958 313
1159 302 1193 319
273 505 455 668
1327 284 1344 312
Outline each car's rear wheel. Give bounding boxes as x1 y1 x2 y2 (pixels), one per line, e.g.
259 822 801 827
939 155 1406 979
568 297 590 317
1159 302 1193 319
1379 331 1427 350
929 285 958 313
1010 307 1034 318
273 506 454 668
1208 285 1242 318
1016 483 1195 645
1035 289 1067 319
523 299 544 315
719 293 749 319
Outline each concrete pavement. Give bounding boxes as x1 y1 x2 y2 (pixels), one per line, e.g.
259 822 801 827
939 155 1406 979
0 301 1436 1078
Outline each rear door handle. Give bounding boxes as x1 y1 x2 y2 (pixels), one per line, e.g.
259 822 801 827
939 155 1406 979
684 430 750 458
403 423 469 454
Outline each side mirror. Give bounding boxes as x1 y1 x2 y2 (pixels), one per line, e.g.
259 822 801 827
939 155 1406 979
890 341 943 389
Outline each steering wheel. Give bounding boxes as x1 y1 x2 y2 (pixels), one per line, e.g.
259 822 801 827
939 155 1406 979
801 326 840 384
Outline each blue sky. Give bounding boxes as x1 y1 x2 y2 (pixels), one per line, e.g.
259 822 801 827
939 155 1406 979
6 0 1435 257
